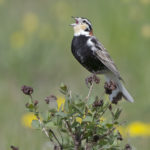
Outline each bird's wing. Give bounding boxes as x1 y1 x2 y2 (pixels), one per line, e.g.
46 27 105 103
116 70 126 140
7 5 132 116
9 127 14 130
89 36 123 80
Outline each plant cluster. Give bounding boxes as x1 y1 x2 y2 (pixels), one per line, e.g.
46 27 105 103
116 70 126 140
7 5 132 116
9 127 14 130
17 75 132 150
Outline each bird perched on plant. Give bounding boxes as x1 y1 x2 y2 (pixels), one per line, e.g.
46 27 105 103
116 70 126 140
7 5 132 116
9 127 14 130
70 17 134 103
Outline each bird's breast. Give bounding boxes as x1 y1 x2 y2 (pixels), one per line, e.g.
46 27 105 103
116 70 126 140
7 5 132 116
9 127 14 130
71 35 107 73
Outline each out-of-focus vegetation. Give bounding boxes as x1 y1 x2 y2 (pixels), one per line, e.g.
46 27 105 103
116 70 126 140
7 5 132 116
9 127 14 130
0 0 150 149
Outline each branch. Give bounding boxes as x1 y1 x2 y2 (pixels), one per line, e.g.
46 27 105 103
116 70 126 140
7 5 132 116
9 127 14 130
36 115 52 141
49 129 63 150
85 81 94 101
65 120 81 150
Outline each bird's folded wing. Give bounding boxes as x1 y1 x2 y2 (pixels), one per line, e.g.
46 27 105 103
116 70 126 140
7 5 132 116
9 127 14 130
91 37 122 80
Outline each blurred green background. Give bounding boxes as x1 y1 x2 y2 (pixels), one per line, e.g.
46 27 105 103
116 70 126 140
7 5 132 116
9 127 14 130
0 0 150 149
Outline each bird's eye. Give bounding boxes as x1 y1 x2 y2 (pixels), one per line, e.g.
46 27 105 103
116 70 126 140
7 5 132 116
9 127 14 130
83 20 86 23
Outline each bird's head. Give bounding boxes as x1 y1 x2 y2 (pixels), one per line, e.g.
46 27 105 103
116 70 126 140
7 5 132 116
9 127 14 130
71 17 93 36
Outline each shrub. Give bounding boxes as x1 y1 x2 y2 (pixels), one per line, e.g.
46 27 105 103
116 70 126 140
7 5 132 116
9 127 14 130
19 75 132 150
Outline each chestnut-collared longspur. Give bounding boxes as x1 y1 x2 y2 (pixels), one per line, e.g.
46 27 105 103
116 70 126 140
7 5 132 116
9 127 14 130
71 17 134 103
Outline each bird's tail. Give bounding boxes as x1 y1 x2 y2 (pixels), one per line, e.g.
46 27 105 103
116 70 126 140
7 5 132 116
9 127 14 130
105 73 134 103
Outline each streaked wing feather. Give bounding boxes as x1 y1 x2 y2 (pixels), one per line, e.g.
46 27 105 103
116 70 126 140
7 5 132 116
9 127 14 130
91 37 122 80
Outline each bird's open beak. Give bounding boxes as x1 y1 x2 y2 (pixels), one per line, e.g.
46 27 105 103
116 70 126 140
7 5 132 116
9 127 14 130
70 16 78 26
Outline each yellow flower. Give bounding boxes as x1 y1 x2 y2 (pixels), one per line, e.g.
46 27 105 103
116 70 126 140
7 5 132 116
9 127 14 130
10 31 25 49
140 0 150 4
100 117 105 122
0 0 4 5
141 24 150 38
76 117 82 124
23 13 39 34
127 122 150 137
76 115 85 124
21 112 38 128
57 97 65 111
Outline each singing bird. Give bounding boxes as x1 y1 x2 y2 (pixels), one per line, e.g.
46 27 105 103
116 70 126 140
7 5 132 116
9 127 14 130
70 17 134 103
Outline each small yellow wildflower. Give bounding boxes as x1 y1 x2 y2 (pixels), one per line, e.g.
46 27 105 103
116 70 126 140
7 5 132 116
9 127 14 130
57 97 65 111
76 117 82 124
0 0 4 5
127 122 150 137
76 115 85 124
100 117 105 122
23 13 39 34
140 0 150 4
10 31 25 49
141 24 150 38
21 112 38 128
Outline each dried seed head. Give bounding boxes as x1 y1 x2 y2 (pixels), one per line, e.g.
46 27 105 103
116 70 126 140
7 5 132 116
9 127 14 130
85 76 93 86
117 131 123 141
34 100 39 106
21 85 33 95
124 144 132 150
85 74 100 86
104 80 117 94
54 145 59 150
25 102 30 108
93 135 100 142
45 95 57 104
93 74 100 84
112 92 122 104
108 104 112 111
10 146 19 150
93 99 103 107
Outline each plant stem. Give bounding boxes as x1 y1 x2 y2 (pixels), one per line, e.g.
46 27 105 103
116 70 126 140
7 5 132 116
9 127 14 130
85 81 94 101
49 129 63 150
65 120 81 150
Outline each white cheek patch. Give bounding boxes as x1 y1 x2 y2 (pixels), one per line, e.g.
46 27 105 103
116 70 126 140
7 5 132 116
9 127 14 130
74 30 90 36
73 24 90 36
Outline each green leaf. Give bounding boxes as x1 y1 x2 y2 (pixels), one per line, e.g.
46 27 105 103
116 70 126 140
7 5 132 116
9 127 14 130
26 103 35 112
45 122 57 129
55 112 67 118
59 83 68 95
114 108 122 120
72 105 84 115
87 96 95 105
31 120 40 129
106 123 113 128
82 116 93 122
40 111 49 121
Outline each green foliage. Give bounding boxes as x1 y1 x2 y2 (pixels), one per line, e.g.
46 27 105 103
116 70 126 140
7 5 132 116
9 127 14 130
22 80 131 150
